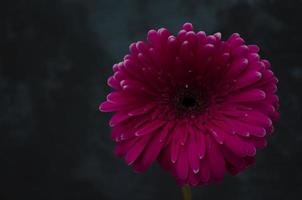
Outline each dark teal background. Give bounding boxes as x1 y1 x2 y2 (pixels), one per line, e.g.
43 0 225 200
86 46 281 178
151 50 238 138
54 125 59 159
0 0 301 199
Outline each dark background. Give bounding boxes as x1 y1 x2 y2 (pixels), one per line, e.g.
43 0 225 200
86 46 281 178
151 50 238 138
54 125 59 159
0 0 301 199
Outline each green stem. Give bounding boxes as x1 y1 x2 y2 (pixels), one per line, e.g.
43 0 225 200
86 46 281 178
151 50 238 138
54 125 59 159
181 185 192 200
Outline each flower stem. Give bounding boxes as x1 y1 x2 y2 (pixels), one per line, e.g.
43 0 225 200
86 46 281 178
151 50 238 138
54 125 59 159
181 185 192 200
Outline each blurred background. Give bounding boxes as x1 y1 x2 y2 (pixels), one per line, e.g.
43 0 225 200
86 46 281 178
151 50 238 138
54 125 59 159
0 0 301 199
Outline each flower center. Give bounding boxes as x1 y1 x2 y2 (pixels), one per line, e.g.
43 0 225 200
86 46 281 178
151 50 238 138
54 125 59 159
169 87 209 119
181 96 197 108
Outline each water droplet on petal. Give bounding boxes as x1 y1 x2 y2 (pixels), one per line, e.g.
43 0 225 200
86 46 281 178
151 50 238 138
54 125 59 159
120 134 125 140
193 169 199 174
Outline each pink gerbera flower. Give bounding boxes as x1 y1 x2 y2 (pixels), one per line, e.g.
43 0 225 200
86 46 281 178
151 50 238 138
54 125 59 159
100 23 279 186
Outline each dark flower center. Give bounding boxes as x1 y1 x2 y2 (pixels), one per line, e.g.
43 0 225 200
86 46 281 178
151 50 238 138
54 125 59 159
158 85 210 120
181 96 197 108
170 87 210 119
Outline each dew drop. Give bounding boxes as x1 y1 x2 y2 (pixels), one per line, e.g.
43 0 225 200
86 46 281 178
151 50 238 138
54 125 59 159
193 169 199 174
120 134 125 140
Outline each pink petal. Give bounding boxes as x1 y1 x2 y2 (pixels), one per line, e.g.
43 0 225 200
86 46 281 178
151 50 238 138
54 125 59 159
158 28 171 42
99 101 120 112
125 135 151 165
135 120 165 136
159 122 175 143
139 132 165 171
115 138 138 157
228 89 266 102
170 124 186 163
207 136 226 181
148 30 161 49
248 136 267 148
188 132 200 174
127 102 157 117
175 147 189 181
158 146 172 171
232 45 249 57
207 126 225 144
223 133 256 157
188 171 200 186
182 22 193 31
106 92 125 103
171 139 181 164
199 157 210 183
107 76 121 90
247 53 260 62
248 44 260 53
239 110 272 128
227 119 266 137
109 111 131 127
221 147 245 175
227 33 244 48
227 58 249 78
230 70 262 91
198 132 206 159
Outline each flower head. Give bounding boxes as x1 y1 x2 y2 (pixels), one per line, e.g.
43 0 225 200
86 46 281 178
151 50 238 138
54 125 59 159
100 23 279 186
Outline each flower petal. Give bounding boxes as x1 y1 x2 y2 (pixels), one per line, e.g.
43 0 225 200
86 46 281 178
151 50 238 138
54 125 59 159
175 146 189 181
188 131 200 174
228 89 266 102
125 135 151 165
134 120 165 136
